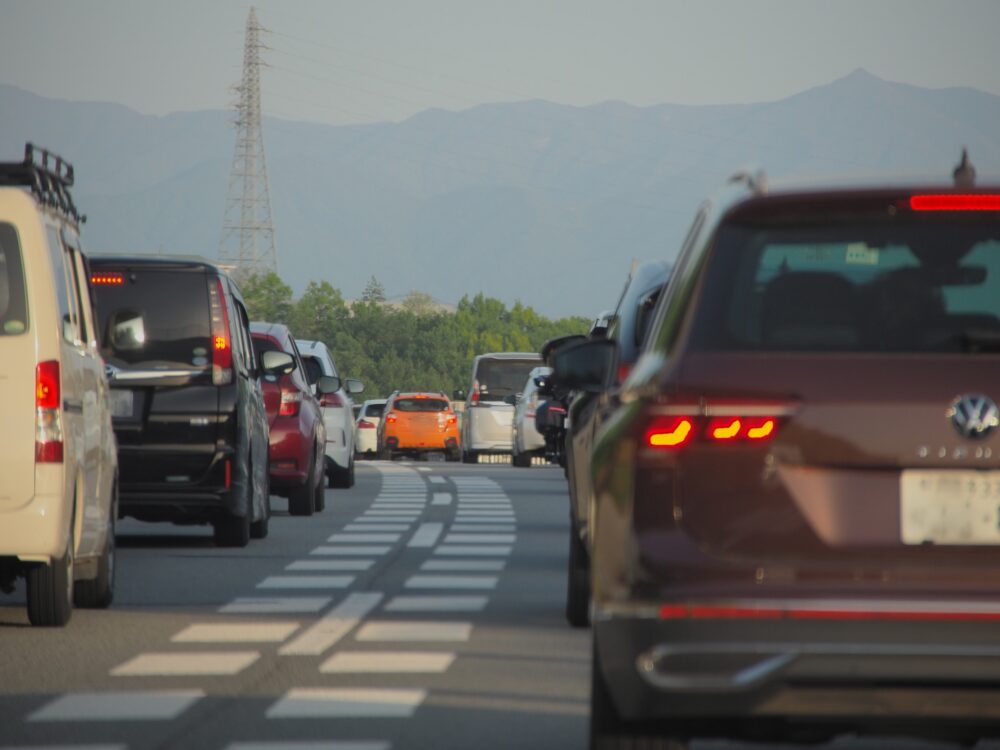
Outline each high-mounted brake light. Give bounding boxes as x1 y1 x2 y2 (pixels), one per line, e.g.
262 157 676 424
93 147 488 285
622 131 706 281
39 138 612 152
208 278 233 385
645 417 694 448
909 194 1000 212
90 273 124 285
35 360 63 463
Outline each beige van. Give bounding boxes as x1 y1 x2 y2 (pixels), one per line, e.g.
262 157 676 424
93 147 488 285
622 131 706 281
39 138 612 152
0 144 118 626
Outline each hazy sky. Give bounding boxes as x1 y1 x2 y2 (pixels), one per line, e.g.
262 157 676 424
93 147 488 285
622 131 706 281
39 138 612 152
2 0 998 125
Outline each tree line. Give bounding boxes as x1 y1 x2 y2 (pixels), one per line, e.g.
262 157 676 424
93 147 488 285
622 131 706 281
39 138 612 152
240 273 590 399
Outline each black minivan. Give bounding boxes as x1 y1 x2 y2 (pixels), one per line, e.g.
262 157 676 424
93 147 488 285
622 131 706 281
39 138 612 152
89 256 276 547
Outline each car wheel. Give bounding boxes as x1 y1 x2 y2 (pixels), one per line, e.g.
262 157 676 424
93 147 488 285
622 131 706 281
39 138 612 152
566 527 591 628
289 458 317 517
314 460 327 512
330 455 353 489
214 510 250 547
250 492 270 539
590 643 685 750
75 490 116 609
26 540 73 627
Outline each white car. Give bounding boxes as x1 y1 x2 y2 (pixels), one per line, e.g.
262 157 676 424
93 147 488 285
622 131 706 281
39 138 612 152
0 144 118 626
511 366 550 467
459 351 541 462
354 399 387 458
296 338 364 488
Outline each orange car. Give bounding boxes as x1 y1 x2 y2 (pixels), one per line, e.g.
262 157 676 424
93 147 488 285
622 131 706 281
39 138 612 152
378 392 460 461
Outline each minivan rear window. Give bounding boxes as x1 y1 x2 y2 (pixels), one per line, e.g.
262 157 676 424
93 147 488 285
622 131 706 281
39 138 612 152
92 269 211 365
474 358 540 400
691 220 1000 353
0 223 27 336
364 403 386 418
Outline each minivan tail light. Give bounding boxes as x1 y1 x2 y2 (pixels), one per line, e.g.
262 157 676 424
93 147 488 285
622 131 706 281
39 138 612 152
208 278 233 385
35 360 63 463
279 389 302 417
320 392 343 407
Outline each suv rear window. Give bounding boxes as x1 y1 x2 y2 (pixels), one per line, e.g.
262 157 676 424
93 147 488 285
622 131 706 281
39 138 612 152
691 219 1000 353
0 223 27 335
394 398 448 412
92 269 211 365
364 403 386 418
474 358 540 400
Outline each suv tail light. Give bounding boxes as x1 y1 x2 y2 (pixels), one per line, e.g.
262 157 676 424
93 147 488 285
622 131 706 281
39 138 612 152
320 391 343 407
279 389 302 417
642 400 791 451
443 414 457 426
208 277 233 386
35 360 63 463
385 412 397 424
357 419 376 429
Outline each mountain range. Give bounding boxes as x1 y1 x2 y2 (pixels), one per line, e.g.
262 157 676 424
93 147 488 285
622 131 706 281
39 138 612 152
2 69 999 318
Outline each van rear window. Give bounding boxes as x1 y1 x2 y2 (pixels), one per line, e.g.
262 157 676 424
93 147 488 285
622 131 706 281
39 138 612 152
473 358 540 399
0 223 27 336
691 220 1000 353
91 269 211 365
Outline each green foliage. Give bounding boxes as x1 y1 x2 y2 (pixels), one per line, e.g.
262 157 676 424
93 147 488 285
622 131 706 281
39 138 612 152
241 275 589 398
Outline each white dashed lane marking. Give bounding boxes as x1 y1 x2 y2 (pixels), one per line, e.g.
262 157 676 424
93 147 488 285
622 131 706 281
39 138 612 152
421 559 505 571
344 523 411 531
356 621 472 642
279 592 383 656
111 651 259 677
327 533 401 544
433 545 512 556
428 476 447 484
220 597 331 614
443 534 515 544
286 560 373 572
431 492 452 505
311 546 391 556
28 690 204 722
450 524 515 532
404 575 498 590
385 595 488 612
320 651 455 674
267 688 426 719
172 622 299 643
407 522 443 548
257 576 355 590
227 742 389 750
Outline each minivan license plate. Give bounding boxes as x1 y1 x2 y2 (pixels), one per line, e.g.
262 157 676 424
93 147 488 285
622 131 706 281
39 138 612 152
109 389 134 419
901 470 1000 545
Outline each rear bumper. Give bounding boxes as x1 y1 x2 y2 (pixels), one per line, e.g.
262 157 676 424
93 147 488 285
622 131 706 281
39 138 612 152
268 421 312 486
594 603 1000 732
118 449 237 520
355 428 378 454
0 492 69 562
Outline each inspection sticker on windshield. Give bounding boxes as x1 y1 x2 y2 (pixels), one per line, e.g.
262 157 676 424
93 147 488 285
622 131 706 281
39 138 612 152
901 470 1000 544
845 242 879 265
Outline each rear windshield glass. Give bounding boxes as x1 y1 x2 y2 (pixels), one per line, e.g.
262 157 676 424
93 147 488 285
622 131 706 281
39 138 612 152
474 358 540 399
0 223 27 336
691 219 1000 353
364 402 386 418
394 398 448 412
91 269 210 365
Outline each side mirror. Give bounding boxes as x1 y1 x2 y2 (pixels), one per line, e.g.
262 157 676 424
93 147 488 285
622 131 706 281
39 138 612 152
317 374 342 395
107 309 145 352
262 350 295 375
453 389 466 401
345 378 365 395
541 333 586 366
552 339 618 393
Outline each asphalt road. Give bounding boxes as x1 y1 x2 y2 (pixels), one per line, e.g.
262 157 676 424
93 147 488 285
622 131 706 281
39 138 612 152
0 461 996 750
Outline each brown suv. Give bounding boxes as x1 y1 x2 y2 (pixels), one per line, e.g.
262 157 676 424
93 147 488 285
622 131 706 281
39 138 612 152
556 161 1000 746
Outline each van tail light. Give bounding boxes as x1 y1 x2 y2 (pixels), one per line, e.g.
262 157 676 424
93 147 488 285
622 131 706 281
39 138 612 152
320 392 343 407
208 278 233 385
357 419 376 429
279 389 302 417
643 401 789 451
35 360 63 463
385 412 397 424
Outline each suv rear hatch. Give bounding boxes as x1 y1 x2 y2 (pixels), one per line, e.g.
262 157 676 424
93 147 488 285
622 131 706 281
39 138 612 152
648 195 1000 576
90 263 220 487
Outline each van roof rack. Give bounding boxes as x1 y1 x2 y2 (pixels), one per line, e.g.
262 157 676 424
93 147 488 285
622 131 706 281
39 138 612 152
0 142 84 225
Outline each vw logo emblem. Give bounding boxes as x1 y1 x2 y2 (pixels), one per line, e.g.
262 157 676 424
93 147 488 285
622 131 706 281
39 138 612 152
948 394 999 439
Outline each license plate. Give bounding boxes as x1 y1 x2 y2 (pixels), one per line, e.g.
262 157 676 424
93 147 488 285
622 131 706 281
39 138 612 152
109 389 134 419
901 470 1000 545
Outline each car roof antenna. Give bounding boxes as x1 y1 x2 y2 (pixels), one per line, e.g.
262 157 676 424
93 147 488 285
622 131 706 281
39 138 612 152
953 148 976 188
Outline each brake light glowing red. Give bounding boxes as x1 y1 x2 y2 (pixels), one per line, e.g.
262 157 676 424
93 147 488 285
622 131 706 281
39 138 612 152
35 361 60 409
445 414 457 426
645 417 693 448
279 389 302 417
746 419 776 440
90 273 124 285
709 418 741 441
909 194 1000 211
35 360 63 463
385 412 397 424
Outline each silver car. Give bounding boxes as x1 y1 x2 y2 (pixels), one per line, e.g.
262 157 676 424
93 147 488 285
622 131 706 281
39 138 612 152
459 352 541 463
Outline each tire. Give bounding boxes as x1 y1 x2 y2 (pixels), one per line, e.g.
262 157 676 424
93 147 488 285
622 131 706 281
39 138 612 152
512 450 531 468
566 527 591 628
75 496 116 609
27 543 73 627
250 492 270 539
462 449 477 464
289 458 317 517
330 455 354 489
214 510 250 547
314 464 326 513
446 449 461 463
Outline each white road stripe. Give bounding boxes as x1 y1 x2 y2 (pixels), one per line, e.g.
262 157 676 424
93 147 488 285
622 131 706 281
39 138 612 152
279 592 383 656
455 509 514 515
320 651 455 674
363 510 421 517
444 534 516 544
344 523 411 532
257 576 354 590
227 742 389 750
450 524 515 533
311 545 391 556
111 651 259 677
267 688 425 719
385 595 488 612
172 623 299 643
407 522 443 548
431 492 452 505
356 621 472 642
405 575 497 590
327 533 401 544
28 690 204 722
421 560 506 571
453 516 515 523
0 745 126 750
286 559 373 572
356 517 418 524
220 597 331 614
433 545 512 556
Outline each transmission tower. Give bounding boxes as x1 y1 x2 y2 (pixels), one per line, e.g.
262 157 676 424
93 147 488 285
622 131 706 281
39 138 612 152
219 6 277 279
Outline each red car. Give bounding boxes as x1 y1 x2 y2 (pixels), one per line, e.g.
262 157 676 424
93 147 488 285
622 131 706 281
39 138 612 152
250 322 327 516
